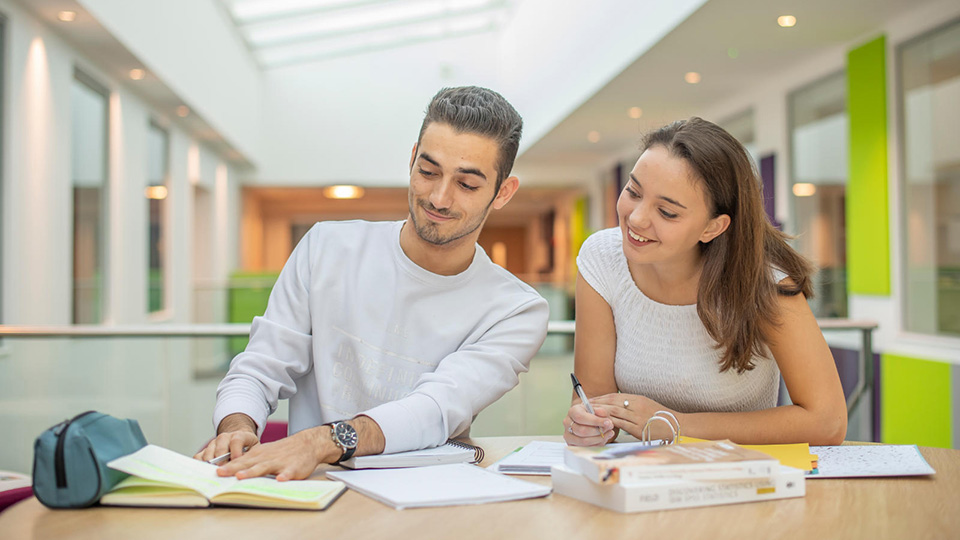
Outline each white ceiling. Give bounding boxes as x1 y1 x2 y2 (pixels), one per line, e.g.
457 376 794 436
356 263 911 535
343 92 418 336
516 0 935 178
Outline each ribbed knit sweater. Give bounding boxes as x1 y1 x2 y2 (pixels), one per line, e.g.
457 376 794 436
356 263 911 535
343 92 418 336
576 228 780 413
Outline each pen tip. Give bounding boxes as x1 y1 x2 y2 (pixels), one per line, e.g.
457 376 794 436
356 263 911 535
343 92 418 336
570 373 579 385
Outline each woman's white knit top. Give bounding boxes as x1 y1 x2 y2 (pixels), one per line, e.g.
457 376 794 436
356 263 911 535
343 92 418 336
576 228 780 413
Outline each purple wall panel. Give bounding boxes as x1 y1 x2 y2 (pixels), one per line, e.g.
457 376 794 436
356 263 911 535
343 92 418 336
759 153 781 230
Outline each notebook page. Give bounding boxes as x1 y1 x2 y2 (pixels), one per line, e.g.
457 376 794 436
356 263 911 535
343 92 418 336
489 441 566 475
107 444 237 500
327 463 550 509
807 445 936 478
222 477 346 503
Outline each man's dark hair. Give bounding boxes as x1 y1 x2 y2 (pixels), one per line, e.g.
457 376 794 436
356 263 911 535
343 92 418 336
417 86 523 192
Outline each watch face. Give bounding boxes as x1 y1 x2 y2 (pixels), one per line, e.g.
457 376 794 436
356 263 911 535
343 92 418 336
333 422 358 449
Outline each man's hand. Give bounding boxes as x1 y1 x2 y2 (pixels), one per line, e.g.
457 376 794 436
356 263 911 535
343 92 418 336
193 413 260 463
211 415 387 482
215 427 338 481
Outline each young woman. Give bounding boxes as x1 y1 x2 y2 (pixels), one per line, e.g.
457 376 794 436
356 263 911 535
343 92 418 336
563 117 847 446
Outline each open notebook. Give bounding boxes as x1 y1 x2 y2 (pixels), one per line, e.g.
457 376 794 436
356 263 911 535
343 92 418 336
104 445 345 510
340 440 483 469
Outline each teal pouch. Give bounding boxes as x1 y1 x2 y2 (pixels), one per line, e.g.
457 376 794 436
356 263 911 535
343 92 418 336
32 411 147 509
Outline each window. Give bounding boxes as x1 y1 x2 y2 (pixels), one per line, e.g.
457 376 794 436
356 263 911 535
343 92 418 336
900 19 960 337
147 123 169 314
71 72 109 324
788 71 849 318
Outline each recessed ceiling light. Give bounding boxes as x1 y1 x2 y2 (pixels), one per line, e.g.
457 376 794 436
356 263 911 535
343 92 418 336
129 69 146 81
176 105 190 118
57 11 77 22
145 185 168 200
778 15 797 28
587 131 601 143
323 185 365 199
793 183 816 197
628 107 643 119
684 72 701 84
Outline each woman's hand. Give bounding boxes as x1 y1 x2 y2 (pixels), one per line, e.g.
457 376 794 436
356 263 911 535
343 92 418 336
590 393 677 441
562 402 617 446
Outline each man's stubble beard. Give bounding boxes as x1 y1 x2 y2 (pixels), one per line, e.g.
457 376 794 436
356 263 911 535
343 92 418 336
408 195 495 246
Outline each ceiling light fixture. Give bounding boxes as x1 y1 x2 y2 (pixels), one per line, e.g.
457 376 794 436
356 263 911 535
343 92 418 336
778 15 797 28
323 185 365 199
58 11 77 22
129 68 146 81
628 107 643 119
792 183 816 197
176 105 190 118
145 185 168 200
587 131 601 143
684 72 701 84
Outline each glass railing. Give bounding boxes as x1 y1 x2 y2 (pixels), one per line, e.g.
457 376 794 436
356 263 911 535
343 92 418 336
0 319 874 476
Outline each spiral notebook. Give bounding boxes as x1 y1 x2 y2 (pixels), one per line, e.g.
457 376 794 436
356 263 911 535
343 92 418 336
339 440 483 469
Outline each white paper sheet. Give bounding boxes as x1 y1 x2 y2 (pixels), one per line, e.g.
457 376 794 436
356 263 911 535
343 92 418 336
326 463 551 509
487 441 567 475
807 445 936 478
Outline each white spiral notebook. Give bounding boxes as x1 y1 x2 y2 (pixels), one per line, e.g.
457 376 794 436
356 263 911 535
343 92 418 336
326 463 550 509
339 440 483 469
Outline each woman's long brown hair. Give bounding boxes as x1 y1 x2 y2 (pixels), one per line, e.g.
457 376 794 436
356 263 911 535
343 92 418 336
642 117 815 373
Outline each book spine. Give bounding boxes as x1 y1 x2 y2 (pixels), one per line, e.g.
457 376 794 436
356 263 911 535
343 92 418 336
562 448 610 483
625 472 804 512
617 460 779 485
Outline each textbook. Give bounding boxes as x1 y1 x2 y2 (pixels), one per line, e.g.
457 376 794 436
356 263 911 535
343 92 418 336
340 440 483 469
551 464 805 513
103 445 345 510
565 439 779 485
327 463 551 509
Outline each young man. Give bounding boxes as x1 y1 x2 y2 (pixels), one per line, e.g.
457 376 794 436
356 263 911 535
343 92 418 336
195 86 550 481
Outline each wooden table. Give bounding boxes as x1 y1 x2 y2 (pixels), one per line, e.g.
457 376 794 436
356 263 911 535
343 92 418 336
2 436 959 539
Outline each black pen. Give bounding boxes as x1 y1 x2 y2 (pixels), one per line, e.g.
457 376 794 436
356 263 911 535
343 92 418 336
570 373 603 436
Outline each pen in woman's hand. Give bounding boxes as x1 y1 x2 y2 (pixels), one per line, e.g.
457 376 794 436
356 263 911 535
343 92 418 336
570 373 604 436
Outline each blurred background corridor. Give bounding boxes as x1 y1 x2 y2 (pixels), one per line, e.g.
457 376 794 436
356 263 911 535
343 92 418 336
1 0 959 473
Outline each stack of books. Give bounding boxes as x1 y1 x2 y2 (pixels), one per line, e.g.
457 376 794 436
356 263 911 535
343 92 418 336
551 439 805 513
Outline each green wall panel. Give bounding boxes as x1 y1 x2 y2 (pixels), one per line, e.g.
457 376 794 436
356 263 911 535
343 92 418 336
881 353 952 448
847 36 890 295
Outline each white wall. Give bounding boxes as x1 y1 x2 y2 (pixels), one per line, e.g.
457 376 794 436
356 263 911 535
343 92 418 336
0 0 241 473
77 0 262 166
690 0 960 363
3 2 73 325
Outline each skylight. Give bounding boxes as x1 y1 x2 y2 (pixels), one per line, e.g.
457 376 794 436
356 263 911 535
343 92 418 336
222 0 514 68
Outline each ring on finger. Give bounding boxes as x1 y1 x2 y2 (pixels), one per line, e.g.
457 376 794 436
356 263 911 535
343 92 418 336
623 400 630 409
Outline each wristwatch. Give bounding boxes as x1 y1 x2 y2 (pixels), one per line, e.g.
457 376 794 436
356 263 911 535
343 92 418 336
326 421 358 464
